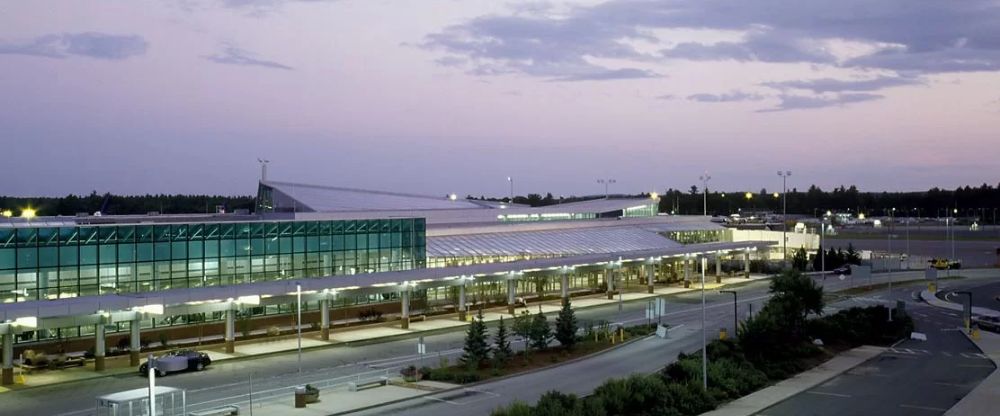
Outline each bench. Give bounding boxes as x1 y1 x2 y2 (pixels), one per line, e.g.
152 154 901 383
347 375 389 392
188 405 240 416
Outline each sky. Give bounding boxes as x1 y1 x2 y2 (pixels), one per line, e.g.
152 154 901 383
2 0 999 198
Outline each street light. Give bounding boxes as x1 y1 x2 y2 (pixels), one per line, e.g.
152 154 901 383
720 290 738 336
701 257 708 390
506 177 514 204
597 178 616 199
777 171 792 267
699 173 711 216
20 208 36 220
297 283 302 374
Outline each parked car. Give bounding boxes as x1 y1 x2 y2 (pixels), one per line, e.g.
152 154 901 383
973 316 1000 333
832 265 851 275
139 349 211 376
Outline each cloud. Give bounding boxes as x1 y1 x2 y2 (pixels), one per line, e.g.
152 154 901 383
547 68 659 82
219 0 338 16
759 93 883 112
762 75 922 93
656 94 676 100
203 45 293 70
424 0 1000 82
687 90 765 102
0 32 148 60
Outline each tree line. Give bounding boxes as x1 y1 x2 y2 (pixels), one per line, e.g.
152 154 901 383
0 192 256 217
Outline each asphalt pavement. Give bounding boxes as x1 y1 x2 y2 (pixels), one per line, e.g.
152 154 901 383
761 288 995 416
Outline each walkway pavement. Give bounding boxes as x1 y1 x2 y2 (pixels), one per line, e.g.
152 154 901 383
944 330 1000 416
701 346 886 416
1 275 772 392
249 380 458 415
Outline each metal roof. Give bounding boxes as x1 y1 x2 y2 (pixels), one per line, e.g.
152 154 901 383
263 180 491 212
0 240 774 323
427 226 680 258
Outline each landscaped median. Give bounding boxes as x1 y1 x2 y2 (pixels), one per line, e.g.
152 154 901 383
398 301 657 386
490 270 915 416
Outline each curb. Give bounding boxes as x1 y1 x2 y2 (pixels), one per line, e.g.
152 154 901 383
702 345 888 416
328 333 656 416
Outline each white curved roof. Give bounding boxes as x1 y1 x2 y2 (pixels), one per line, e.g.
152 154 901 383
427 226 680 258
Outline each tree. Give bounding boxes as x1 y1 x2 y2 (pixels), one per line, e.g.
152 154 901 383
554 300 578 350
812 244 823 271
792 247 808 271
493 316 513 367
461 309 490 369
764 270 824 336
845 243 861 265
529 311 552 350
513 310 534 356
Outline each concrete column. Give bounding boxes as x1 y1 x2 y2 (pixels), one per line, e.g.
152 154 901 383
647 263 655 293
458 281 468 321
401 289 411 329
129 318 141 367
320 298 331 340
560 272 570 302
94 323 106 371
2 333 12 385
507 279 517 315
606 268 616 299
224 309 235 353
684 258 691 288
744 251 751 278
715 254 723 283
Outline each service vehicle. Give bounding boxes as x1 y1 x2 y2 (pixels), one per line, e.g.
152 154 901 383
139 349 211 377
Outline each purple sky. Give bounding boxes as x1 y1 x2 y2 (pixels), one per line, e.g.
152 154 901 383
2 0 999 198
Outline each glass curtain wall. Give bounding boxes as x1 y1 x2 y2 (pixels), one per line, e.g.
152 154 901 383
0 218 426 303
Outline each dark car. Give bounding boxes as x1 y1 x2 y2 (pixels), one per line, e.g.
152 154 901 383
832 265 851 275
139 349 211 376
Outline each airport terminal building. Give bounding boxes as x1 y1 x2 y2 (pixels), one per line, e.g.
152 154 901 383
0 179 802 384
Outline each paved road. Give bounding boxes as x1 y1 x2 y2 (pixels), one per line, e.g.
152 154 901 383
10 269 998 415
762 288 995 416
935 280 1000 312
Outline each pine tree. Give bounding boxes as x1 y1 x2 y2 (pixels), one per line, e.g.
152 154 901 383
554 300 578 350
513 310 534 357
461 309 490 370
812 244 824 271
529 311 552 350
792 247 808 271
493 316 513 367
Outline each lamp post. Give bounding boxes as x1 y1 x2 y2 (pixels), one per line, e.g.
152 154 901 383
701 256 708 390
296 283 302 375
720 290 737 336
597 178 616 199
506 177 514 204
777 171 791 267
699 173 711 216
822 210 831 276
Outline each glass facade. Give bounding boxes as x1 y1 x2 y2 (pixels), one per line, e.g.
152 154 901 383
665 229 729 245
0 218 426 303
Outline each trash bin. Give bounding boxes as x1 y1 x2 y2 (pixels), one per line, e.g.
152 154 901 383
294 386 307 408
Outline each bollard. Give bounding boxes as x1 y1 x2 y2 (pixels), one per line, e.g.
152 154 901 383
719 328 728 340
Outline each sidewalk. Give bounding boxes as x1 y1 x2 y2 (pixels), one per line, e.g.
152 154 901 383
701 345 886 416
0 275 773 393
944 328 1000 415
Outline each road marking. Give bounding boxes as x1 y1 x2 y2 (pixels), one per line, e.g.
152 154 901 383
960 352 989 359
899 404 949 412
957 364 994 368
805 391 852 398
423 395 462 405
933 382 965 387
942 351 952 357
